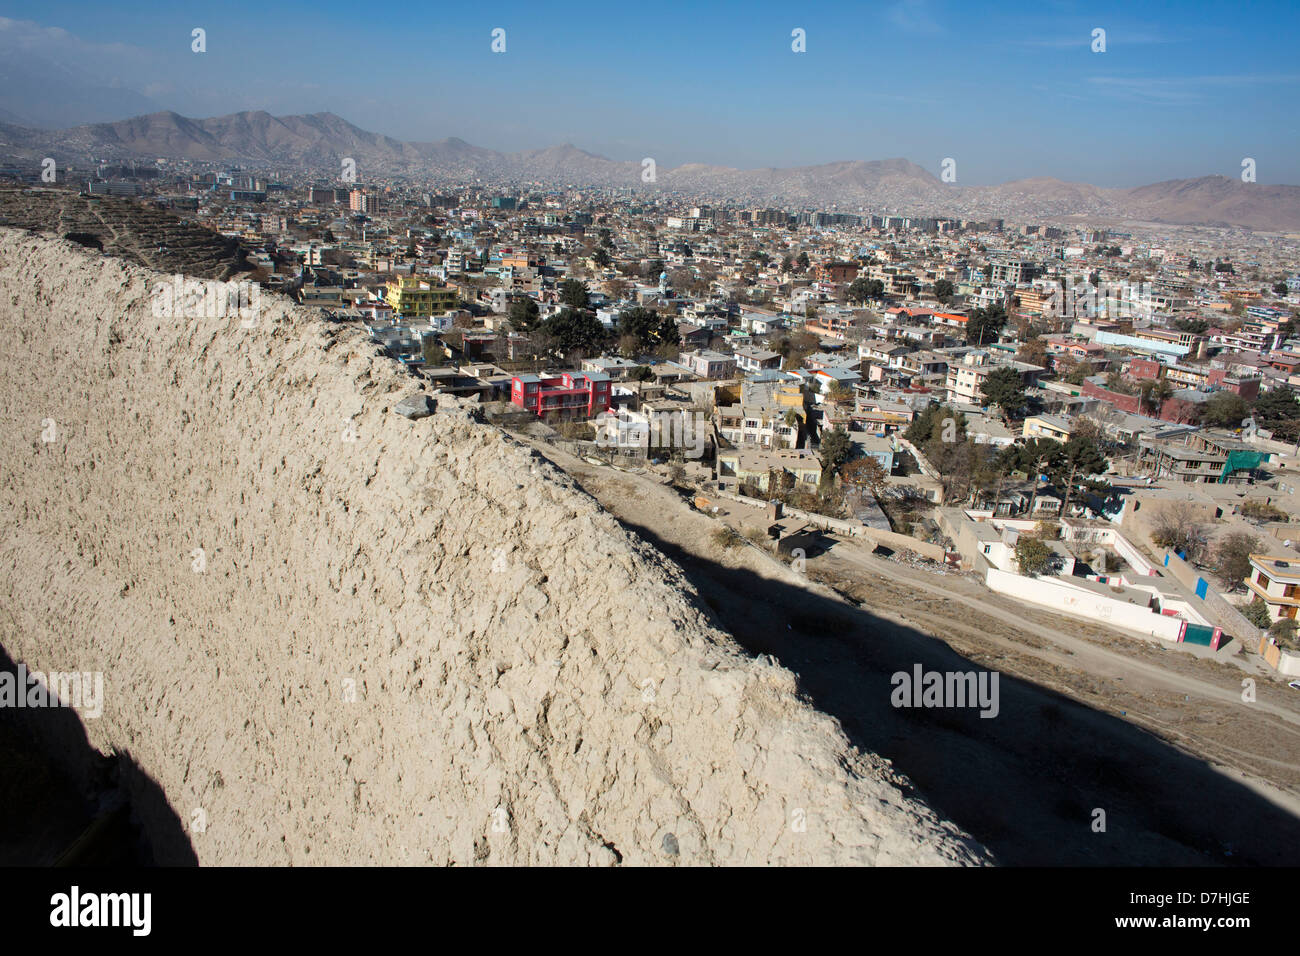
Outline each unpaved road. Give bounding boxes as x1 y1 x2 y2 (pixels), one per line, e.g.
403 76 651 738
519 434 1300 865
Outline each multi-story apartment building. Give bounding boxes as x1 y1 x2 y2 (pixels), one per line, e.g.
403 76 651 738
1213 324 1285 354
716 403 800 450
988 258 1036 285
945 351 1043 406
716 378 805 449
1135 432 1261 484
683 349 737 379
804 311 864 340
510 371 612 419
384 276 458 318
733 346 782 373
896 350 950 381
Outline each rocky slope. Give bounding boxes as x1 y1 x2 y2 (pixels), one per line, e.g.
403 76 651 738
0 230 986 865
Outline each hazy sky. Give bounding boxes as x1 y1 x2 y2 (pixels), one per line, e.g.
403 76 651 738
2 0 1298 186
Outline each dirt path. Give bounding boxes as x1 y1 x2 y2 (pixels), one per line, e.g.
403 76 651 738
816 543 1300 727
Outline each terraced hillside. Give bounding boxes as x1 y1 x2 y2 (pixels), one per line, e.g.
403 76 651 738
0 186 251 280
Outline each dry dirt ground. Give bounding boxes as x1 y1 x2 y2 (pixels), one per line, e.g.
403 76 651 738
517 434 1300 866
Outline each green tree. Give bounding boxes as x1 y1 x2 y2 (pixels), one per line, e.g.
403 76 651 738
1138 377 1175 416
1047 433 1108 516
1202 391 1250 428
818 426 853 474
421 335 444 367
1015 535 1056 577
559 278 590 310
1011 437 1062 510
1270 618 1298 647
796 251 810 272
1243 597 1272 630
1059 358 1093 386
933 278 954 304
966 303 1008 346
618 307 660 349
543 308 606 356
846 278 876 304
508 296 540 332
1254 388 1299 443
655 314 680 347
904 403 966 445
980 366 1026 419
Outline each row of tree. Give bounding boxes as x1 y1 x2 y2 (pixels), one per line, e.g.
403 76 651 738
903 404 1109 511
502 281 681 361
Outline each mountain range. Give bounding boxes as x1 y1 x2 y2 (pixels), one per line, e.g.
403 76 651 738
2 109 1299 232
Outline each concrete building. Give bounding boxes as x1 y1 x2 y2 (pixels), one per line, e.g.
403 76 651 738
717 448 823 493
385 276 458 318
1246 555 1300 624
683 349 737 379
510 371 612 419
945 350 1043 406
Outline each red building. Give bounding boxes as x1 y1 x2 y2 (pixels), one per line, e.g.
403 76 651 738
510 371 612 419
814 261 861 283
1206 369 1262 401
1128 358 1163 381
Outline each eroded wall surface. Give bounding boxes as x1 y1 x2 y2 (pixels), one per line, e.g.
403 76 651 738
0 231 985 865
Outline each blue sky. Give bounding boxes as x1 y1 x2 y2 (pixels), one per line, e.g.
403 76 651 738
2 0 1298 186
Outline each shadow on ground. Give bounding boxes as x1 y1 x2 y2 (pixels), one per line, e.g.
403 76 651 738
625 519 1300 866
0 644 197 866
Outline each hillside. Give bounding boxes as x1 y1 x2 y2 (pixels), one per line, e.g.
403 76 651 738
0 230 986 866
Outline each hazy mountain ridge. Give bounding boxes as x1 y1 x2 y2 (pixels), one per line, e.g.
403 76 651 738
4 109 1298 230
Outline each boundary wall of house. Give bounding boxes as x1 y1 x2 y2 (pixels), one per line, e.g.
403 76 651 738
986 569 1185 641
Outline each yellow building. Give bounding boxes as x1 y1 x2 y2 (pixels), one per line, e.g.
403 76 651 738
1022 414 1072 442
384 277 458 318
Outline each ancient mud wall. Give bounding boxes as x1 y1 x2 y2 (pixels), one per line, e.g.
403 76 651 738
0 231 985 865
